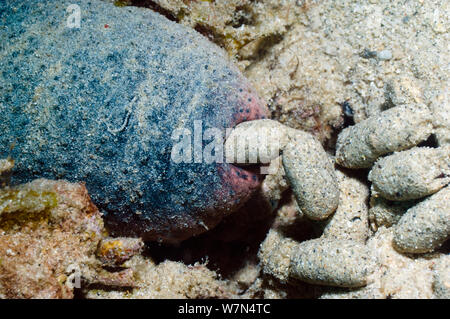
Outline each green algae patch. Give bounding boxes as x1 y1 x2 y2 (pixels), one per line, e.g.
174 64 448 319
0 188 58 231
113 0 130 7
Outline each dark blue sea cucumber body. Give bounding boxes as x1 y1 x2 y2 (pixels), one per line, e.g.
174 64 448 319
0 0 261 242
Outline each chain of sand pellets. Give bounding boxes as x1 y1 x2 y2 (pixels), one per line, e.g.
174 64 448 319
225 104 449 288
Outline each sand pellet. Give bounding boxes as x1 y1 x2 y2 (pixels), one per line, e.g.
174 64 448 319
394 186 450 253
321 169 369 243
430 94 450 147
283 131 339 220
225 119 339 221
225 119 288 164
369 189 418 231
433 256 450 299
369 146 450 201
259 231 376 288
290 238 376 287
258 229 297 283
336 104 433 168
260 156 289 210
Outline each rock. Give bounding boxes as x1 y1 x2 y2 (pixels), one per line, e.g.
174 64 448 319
0 179 104 298
0 0 267 242
96 237 144 267
85 255 237 299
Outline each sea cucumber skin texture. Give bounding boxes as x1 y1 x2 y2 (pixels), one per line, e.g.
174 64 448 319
336 104 433 169
393 186 450 254
369 146 450 201
0 0 266 242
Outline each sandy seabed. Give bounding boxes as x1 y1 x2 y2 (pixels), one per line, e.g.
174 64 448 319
1 0 449 299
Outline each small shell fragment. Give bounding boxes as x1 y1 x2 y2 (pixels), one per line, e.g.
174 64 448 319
336 104 433 168
0 158 14 175
369 146 450 201
393 186 450 254
283 131 339 220
0 158 14 188
290 238 376 287
97 237 144 267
